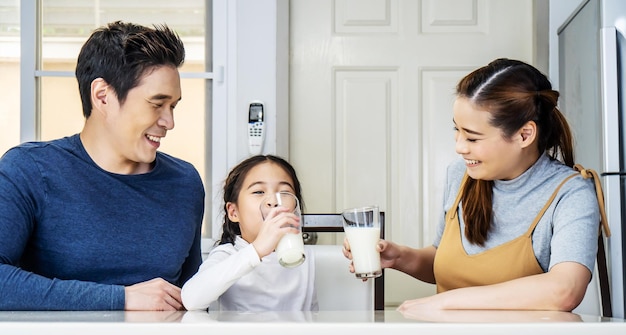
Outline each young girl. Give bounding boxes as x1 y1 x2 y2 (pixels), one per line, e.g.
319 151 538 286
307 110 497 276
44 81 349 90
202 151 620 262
181 155 318 311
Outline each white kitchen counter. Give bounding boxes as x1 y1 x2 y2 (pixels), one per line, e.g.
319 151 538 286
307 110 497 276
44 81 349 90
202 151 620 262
0 309 624 335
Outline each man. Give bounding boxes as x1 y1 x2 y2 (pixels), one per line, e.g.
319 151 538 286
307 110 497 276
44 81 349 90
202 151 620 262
0 21 204 311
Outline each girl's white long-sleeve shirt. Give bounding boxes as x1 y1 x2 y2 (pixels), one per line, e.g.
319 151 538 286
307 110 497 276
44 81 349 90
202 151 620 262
181 236 318 311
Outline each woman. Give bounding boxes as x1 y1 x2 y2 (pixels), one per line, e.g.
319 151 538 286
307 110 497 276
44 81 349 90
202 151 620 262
344 58 607 313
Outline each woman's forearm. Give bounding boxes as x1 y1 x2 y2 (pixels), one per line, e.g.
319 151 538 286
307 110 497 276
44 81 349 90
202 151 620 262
389 244 437 284
398 261 590 312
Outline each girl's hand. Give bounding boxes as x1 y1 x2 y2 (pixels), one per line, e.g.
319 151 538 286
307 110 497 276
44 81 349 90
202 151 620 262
252 206 300 258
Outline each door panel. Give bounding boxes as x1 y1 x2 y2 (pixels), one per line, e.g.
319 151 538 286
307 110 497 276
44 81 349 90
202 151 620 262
335 69 395 210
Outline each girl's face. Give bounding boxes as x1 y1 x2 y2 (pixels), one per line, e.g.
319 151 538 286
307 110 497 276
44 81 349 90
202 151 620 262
452 97 532 181
227 162 296 243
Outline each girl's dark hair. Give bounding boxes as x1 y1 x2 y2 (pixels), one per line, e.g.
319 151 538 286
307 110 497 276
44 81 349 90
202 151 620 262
75 21 185 118
218 155 304 245
456 58 574 245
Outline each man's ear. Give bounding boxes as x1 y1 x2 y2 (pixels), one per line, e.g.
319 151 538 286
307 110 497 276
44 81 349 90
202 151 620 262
91 78 109 112
519 120 537 148
226 202 240 223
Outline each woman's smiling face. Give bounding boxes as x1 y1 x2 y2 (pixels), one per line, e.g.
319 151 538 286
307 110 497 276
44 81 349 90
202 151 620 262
453 97 530 181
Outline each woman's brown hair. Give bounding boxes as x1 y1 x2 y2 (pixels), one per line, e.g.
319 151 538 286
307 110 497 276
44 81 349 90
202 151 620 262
456 58 574 245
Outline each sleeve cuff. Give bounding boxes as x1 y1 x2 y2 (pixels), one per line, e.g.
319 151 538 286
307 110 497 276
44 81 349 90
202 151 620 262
112 285 126 310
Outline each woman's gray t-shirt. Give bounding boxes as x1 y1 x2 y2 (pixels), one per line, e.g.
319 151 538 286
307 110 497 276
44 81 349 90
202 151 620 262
434 153 600 273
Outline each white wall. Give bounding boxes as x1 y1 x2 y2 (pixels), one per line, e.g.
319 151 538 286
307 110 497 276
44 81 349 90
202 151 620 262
211 0 289 238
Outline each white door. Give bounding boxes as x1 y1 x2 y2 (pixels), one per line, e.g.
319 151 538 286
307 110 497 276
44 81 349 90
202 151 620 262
290 0 534 306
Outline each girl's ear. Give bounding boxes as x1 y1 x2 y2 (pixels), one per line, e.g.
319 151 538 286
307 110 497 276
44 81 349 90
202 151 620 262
226 202 240 222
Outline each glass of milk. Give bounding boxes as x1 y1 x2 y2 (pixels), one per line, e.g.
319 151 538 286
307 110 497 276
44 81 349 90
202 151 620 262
260 191 305 268
342 206 382 279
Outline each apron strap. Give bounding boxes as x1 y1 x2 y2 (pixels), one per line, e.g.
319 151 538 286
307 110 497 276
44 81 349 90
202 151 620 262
573 164 611 237
525 172 578 237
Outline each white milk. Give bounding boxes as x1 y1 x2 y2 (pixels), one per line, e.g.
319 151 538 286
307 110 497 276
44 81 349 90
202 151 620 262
276 232 305 267
344 227 381 278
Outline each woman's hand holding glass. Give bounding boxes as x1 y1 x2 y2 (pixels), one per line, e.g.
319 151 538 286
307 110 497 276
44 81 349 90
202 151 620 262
342 238 399 278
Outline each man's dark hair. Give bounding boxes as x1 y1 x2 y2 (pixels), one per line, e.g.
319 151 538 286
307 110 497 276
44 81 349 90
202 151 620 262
75 21 185 118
